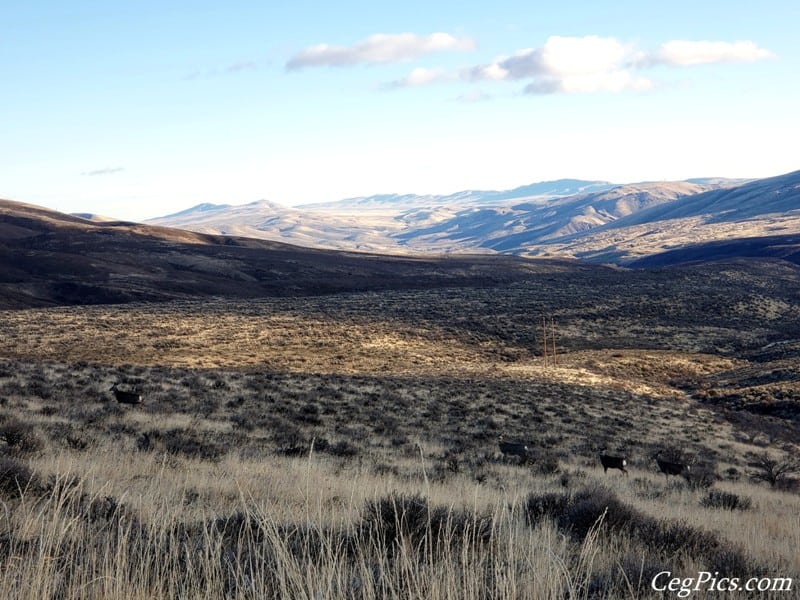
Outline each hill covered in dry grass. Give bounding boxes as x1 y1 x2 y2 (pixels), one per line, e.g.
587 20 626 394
0 198 576 309
1 196 799 598
1 247 799 597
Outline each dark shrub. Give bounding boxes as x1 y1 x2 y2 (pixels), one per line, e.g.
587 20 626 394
277 445 308 457
530 450 560 475
558 486 645 540
0 458 40 498
708 544 763 577
618 553 672 597
559 468 587 488
361 493 430 555
298 402 322 425
524 491 569 527
641 519 720 558
523 483 759 580
144 429 225 461
324 440 359 458
0 419 43 453
360 493 492 556
683 465 718 490
775 476 800 492
701 489 752 511
88 495 123 522
748 451 800 488
724 466 741 481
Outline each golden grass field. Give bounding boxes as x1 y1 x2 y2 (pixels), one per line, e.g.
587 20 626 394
1 265 799 598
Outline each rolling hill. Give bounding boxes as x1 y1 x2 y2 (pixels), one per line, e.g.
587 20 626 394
394 181 721 252
147 178 738 258
149 170 798 266
0 198 583 309
530 170 800 265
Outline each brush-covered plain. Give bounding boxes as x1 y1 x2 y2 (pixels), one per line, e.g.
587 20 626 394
0 258 799 599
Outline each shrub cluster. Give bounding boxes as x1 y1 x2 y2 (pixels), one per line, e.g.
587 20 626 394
0 458 40 499
524 484 759 577
360 493 493 556
701 489 752 511
0 418 44 453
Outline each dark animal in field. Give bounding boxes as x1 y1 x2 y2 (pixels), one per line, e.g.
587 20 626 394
498 437 530 464
598 450 628 476
653 450 691 479
110 383 142 405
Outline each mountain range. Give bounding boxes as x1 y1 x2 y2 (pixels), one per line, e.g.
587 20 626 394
147 171 800 265
1 169 799 309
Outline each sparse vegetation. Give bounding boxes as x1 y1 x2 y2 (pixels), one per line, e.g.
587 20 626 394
749 450 800 489
0 260 799 597
701 489 753 511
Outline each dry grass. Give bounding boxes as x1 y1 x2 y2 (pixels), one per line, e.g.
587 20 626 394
0 269 799 597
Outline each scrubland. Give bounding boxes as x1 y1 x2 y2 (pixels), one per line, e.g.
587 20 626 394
1 261 799 598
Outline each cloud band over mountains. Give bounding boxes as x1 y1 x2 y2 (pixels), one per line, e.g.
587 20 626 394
416 35 773 94
288 32 774 95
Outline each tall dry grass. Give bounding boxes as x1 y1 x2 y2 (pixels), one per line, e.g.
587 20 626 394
1 444 797 599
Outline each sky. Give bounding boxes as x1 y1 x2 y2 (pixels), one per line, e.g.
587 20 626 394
1 0 798 221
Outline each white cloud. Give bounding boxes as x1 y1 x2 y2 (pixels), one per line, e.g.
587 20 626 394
650 40 775 67
540 35 629 77
286 32 476 69
468 36 650 94
289 33 774 97
525 71 654 95
467 36 629 82
463 35 772 95
383 67 451 89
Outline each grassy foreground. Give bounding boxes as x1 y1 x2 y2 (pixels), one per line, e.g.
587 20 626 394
2 443 798 599
1 273 799 598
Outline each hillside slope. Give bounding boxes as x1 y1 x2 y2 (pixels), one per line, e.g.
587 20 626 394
395 181 718 252
147 179 728 257
529 170 800 265
0 199 583 309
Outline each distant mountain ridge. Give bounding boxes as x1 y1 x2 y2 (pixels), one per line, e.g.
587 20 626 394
395 181 721 252
604 170 800 227
145 170 800 266
297 179 616 211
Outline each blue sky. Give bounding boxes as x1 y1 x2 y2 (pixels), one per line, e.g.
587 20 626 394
2 1 797 221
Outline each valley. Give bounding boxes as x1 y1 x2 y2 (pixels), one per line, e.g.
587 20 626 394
0 192 799 598
1 245 799 597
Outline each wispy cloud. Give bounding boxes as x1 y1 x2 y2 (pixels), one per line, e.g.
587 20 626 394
185 60 266 81
454 90 492 103
642 40 775 67
286 32 476 70
382 67 452 90
383 35 773 95
82 167 124 177
225 61 259 73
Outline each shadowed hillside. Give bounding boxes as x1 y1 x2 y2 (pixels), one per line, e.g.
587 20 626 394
0 198 583 309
